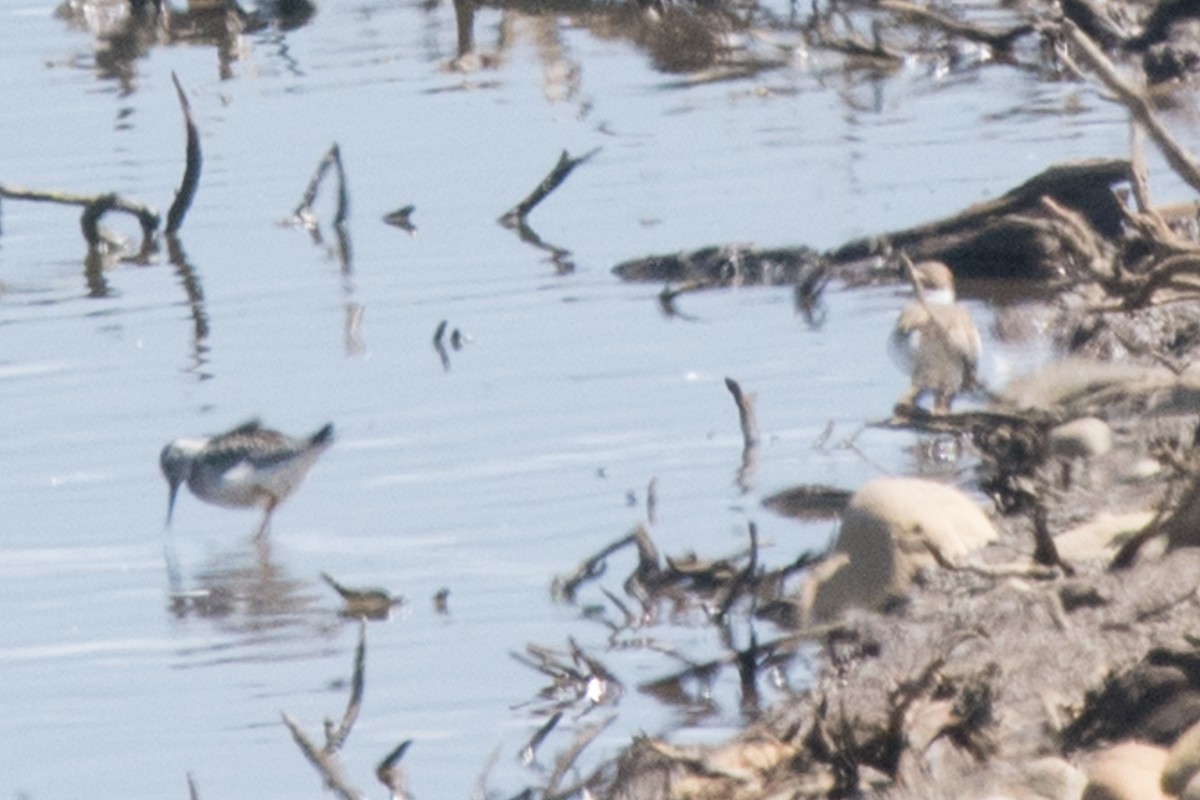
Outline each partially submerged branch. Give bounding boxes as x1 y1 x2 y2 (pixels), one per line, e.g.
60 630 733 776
166 72 201 235
0 71 204 252
725 377 760 490
724 377 760 451
499 148 599 228
375 739 413 799
0 183 159 252
291 143 349 230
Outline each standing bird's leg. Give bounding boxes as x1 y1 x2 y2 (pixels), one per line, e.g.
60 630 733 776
255 496 279 540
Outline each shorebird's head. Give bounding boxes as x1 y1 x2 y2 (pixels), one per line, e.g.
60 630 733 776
909 261 957 305
159 438 205 526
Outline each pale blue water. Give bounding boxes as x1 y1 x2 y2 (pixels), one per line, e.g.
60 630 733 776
0 0 1170 797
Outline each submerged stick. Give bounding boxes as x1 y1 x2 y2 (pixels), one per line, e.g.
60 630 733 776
554 530 638 602
80 194 121 249
433 319 450 371
724 377 760 450
292 144 341 227
166 72 201 235
500 147 599 227
726 377 760 490
382 204 416 234
332 144 350 226
375 739 413 798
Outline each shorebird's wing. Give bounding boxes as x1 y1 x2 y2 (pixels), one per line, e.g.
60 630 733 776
201 424 291 473
214 418 265 439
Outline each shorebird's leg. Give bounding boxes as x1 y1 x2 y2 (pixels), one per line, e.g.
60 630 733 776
896 385 919 413
254 497 279 540
934 391 952 415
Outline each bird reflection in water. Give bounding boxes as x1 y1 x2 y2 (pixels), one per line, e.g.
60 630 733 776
55 0 316 88
165 534 338 652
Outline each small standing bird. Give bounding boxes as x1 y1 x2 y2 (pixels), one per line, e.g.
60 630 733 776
160 419 334 537
889 260 982 414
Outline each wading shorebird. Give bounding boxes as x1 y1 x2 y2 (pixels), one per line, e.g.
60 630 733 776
160 419 334 537
889 260 981 414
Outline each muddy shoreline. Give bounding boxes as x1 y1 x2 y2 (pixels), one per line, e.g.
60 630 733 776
585 8 1200 796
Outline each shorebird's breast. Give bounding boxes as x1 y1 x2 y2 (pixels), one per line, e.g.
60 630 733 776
248 448 327 501
891 301 981 389
189 458 274 509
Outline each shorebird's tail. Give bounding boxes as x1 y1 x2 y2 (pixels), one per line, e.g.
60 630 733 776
311 423 335 448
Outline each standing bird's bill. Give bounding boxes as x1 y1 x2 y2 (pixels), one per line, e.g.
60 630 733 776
159 419 335 537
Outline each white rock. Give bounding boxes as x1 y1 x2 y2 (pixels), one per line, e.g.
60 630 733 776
1053 511 1156 562
1082 741 1168 800
805 477 998 621
1162 717 1200 796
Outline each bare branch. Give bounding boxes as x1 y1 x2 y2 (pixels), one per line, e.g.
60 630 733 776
1062 20 1200 194
282 713 363 800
